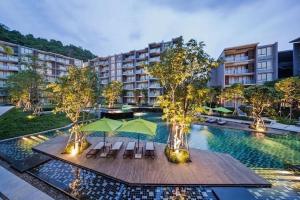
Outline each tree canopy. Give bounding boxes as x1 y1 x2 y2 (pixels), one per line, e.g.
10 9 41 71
0 24 96 61
275 77 300 119
148 38 218 160
244 85 279 130
102 81 123 108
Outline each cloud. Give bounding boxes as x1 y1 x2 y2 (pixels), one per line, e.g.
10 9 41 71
0 0 299 58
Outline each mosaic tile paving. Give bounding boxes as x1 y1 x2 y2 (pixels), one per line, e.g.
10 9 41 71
29 159 218 200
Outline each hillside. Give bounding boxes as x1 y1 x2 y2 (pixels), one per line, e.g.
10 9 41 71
0 24 96 61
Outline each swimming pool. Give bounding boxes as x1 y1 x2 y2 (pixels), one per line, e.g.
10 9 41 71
0 112 299 199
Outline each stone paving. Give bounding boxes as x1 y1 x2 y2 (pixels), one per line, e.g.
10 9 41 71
0 165 53 200
0 106 13 116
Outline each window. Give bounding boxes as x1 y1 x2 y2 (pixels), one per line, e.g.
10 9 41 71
267 47 272 56
257 73 273 81
257 61 272 70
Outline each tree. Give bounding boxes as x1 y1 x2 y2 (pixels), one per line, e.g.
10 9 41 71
244 85 279 131
47 66 99 154
219 83 244 115
275 77 300 119
0 24 96 61
6 55 45 114
102 81 123 108
141 88 148 105
133 89 141 105
148 38 218 162
0 44 14 55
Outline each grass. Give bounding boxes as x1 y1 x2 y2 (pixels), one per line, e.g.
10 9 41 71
0 108 71 140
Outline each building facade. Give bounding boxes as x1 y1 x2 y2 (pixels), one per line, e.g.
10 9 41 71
88 37 181 105
290 37 300 76
209 42 278 88
0 40 83 104
278 50 293 79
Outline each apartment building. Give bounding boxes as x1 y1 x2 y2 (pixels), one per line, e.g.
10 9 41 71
88 37 181 105
209 42 278 88
0 40 83 104
290 37 300 76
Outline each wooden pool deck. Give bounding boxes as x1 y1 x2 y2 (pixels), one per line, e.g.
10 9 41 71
33 135 270 187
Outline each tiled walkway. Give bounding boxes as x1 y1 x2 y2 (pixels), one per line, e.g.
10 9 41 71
0 166 53 200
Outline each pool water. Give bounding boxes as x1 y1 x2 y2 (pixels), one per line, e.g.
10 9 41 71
1 112 300 199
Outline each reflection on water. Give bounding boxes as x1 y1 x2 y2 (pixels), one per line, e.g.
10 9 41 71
187 125 300 169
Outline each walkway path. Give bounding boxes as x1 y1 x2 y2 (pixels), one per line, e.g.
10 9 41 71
0 166 53 200
0 106 13 116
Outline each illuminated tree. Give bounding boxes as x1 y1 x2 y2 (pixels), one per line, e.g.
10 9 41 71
275 77 300 119
7 55 45 114
148 38 218 162
219 83 244 115
47 66 99 154
244 85 278 131
102 81 123 108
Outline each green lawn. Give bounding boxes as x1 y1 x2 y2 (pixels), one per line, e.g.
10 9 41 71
0 108 71 140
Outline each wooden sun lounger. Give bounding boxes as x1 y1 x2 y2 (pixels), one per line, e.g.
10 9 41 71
144 142 155 159
86 141 105 158
107 141 123 158
123 141 136 159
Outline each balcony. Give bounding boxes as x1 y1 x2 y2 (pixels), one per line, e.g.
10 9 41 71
0 65 19 71
149 57 160 63
149 92 161 97
149 84 161 88
136 61 148 66
136 69 147 74
122 71 134 76
123 78 135 83
149 48 161 54
123 56 135 63
123 86 134 90
0 56 19 62
226 80 255 86
225 69 254 75
123 63 134 68
100 67 109 72
225 56 252 63
136 54 148 60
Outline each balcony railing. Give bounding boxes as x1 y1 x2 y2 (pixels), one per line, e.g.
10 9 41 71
226 80 255 85
225 69 254 75
123 71 134 75
149 48 161 54
0 65 19 71
0 56 19 62
225 56 250 62
149 84 161 88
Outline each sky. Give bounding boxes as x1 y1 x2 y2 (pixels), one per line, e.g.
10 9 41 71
0 0 299 58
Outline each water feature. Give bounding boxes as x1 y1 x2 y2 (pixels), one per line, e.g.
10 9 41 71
0 112 299 199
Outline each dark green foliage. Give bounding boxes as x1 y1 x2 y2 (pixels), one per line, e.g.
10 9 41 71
0 24 96 61
0 108 71 139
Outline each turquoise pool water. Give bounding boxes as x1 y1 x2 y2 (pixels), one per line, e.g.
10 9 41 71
112 112 300 169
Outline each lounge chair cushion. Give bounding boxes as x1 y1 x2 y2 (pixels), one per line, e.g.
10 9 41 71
112 142 123 150
126 142 136 150
146 142 154 151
